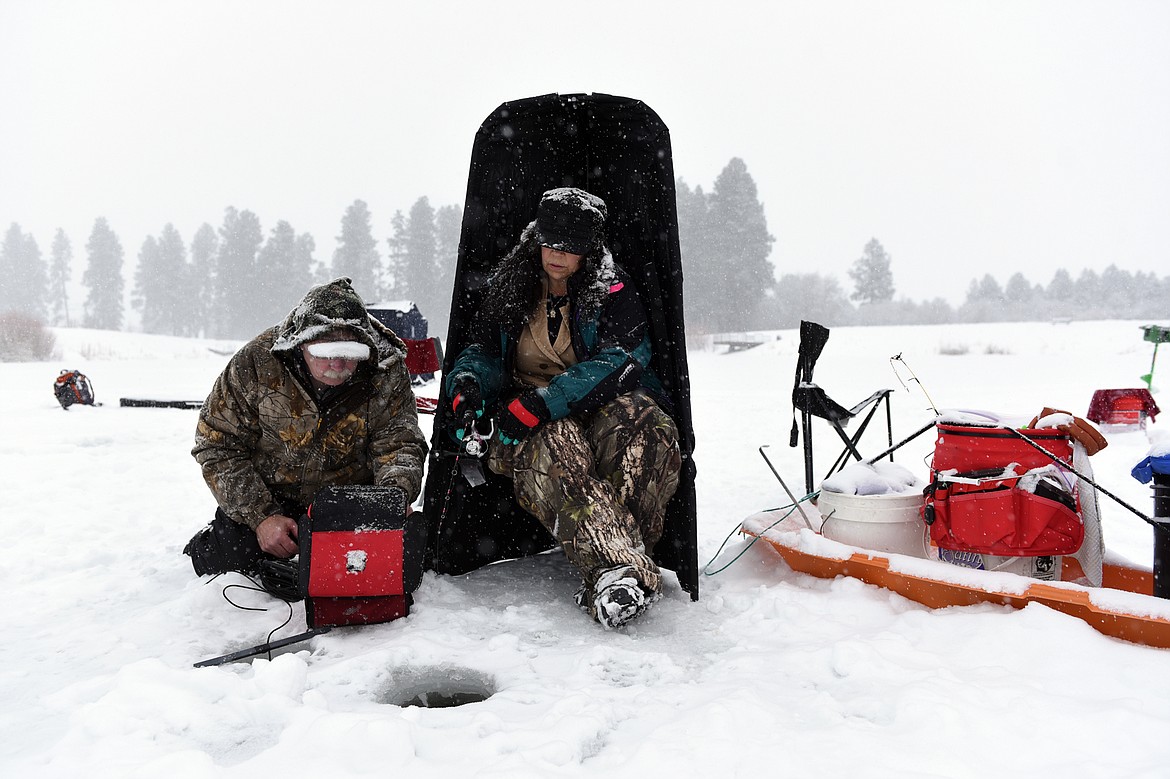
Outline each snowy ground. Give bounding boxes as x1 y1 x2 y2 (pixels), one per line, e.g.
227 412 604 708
3 320 1169 778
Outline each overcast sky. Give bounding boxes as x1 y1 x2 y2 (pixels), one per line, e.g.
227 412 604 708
2 0 1167 306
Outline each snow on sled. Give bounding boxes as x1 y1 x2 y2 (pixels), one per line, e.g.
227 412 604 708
421 93 698 598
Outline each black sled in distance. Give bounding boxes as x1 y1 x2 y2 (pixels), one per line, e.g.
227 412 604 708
422 93 698 600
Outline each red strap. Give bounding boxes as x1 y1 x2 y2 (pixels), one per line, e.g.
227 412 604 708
508 397 540 428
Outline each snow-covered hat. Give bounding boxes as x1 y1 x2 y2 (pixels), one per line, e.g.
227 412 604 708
534 187 607 255
271 277 377 353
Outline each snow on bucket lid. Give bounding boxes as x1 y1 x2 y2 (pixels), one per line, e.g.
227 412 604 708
819 460 924 497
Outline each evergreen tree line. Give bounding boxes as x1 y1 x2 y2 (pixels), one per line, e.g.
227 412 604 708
764 242 1170 330
5 165 1165 342
677 160 1169 332
0 198 461 340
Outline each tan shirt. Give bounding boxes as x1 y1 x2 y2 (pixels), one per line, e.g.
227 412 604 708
513 284 578 388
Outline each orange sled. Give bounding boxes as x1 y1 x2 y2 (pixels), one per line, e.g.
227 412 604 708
741 512 1170 650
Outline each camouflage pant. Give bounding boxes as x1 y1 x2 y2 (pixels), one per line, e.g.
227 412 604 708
488 390 681 599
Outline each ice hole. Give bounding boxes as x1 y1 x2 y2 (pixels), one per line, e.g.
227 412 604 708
379 665 497 708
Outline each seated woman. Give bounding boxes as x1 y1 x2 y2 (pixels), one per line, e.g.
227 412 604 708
446 187 682 629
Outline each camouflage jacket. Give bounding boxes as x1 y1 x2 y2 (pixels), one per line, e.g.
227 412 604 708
192 279 427 529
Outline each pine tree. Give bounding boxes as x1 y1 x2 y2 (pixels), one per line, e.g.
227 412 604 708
132 235 163 332
187 223 218 337
295 232 319 294
1131 271 1164 318
705 158 775 331
257 220 315 326
958 273 1008 322
1073 269 1102 307
1005 272 1034 303
384 210 408 300
0 224 24 314
971 274 1005 303
82 217 125 330
848 238 895 304
332 200 381 302
433 203 462 333
156 224 188 334
1046 269 1074 302
213 207 264 338
23 233 47 318
676 179 715 331
132 228 187 334
403 196 438 324
0 224 49 319
49 229 73 326
1099 264 1133 311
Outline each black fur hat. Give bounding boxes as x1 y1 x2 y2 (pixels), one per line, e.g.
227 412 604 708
534 187 607 255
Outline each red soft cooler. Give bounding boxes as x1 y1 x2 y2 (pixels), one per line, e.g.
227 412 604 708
923 423 1083 557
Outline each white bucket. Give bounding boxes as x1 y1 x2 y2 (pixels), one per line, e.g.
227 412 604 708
817 489 929 559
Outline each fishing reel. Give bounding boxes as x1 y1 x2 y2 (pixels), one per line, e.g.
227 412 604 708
447 412 494 488
461 417 494 458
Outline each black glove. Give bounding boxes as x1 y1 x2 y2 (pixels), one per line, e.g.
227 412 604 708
497 391 550 445
450 378 483 441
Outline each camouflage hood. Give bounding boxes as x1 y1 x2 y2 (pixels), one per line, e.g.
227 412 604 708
271 277 403 363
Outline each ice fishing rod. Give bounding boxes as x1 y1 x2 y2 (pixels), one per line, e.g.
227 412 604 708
1000 425 1154 527
861 420 938 465
437 414 494 531
890 353 939 415
194 627 332 668
193 578 330 668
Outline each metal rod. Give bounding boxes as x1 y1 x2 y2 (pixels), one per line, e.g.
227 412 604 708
758 445 818 529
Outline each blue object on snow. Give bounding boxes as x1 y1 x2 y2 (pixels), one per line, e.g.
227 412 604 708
1132 454 1170 484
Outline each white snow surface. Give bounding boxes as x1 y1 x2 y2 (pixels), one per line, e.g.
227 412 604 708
4 319 1170 777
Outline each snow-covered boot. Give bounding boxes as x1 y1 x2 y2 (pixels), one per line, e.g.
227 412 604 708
592 565 659 629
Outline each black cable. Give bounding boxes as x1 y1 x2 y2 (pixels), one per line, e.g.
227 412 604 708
220 580 296 661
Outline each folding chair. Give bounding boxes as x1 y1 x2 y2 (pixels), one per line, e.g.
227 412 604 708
789 321 894 495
